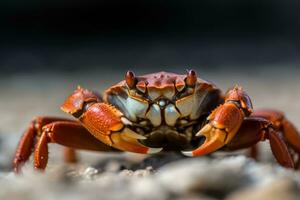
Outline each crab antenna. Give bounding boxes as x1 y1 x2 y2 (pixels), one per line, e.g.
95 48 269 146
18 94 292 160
186 69 197 87
125 70 137 88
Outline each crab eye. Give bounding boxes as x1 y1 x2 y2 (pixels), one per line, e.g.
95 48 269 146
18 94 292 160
125 70 137 88
186 69 197 87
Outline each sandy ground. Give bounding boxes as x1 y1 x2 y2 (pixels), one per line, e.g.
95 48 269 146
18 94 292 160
0 67 300 199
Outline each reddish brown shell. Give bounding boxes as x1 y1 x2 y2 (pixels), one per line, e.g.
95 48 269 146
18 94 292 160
104 71 215 99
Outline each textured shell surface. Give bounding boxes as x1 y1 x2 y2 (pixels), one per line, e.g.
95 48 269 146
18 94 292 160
104 71 222 149
104 71 221 124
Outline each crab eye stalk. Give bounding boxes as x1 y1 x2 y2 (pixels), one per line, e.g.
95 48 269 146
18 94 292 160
125 70 137 88
186 69 197 87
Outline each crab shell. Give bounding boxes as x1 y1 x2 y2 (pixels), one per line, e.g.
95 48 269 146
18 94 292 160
102 71 222 150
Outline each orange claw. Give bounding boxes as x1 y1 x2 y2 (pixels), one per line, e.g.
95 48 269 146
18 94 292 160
111 128 162 154
182 124 227 156
61 86 102 116
182 86 252 157
78 103 162 154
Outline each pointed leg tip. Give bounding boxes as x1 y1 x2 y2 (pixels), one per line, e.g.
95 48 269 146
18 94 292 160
147 147 163 154
13 167 21 174
181 151 194 157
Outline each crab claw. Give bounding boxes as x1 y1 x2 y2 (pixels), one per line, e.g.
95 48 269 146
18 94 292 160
62 87 162 155
111 128 163 154
182 86 252 157
182 124 227 156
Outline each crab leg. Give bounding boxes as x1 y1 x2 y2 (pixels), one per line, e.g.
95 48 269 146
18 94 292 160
13 121 36 173
251 109 300 152
34 121 116 169
13 117 74 173
224 117 295 168
64 148 78 164
182 86 253 156
61 87 162 155
251 109 300 168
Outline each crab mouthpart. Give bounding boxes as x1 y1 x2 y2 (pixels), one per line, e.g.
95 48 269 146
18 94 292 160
181 124 227 156
111 128 162 154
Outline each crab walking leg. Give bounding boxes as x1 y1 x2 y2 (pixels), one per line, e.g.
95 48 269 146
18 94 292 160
64 148 78 163
13 117 74 173
34 121 116 170
182 86 253 156
251 109 300 168
248 145 259 160
251 109 300 152
13 121 36 173
225 117 295 168
61 87 162 154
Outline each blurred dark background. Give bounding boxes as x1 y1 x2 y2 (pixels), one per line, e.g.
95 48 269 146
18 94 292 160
1 0 300 73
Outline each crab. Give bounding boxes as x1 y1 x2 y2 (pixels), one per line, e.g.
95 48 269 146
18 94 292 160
13 70 300 173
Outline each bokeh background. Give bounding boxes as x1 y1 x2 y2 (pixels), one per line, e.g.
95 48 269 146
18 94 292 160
1 0 300 73
0 0 300 169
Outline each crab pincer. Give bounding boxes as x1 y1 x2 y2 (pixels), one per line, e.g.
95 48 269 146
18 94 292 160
61 87 162 154
182 86 253 156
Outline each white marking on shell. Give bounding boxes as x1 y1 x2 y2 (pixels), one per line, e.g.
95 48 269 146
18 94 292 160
175 85 209 120
126 97 148 120
158 100 166 107
164 88 175 99
175 95 194 117
148 89 161 100
146 104 162 127
113 95 148 121
190 89 209 120
148 88 175 101
164 104 181 126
